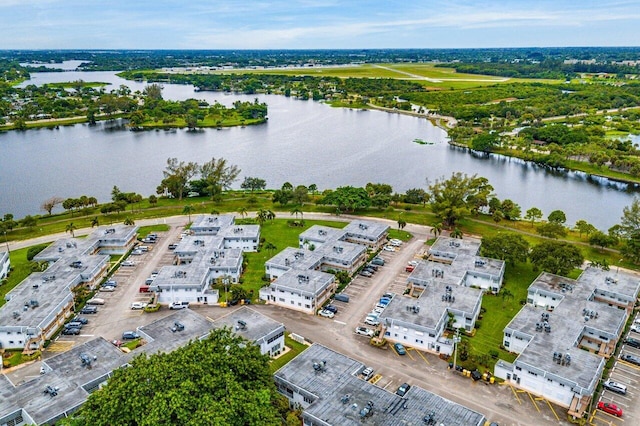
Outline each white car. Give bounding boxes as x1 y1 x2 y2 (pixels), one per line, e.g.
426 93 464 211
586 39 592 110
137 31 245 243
355 327 374 337
319 309 335 318
390 239 402 245
121 260 135 267
364 317 380 326
631 324 640 334
131 302 147 310
383 246 395 252
408 260 419 267
373 306 385 314
99 285 116 292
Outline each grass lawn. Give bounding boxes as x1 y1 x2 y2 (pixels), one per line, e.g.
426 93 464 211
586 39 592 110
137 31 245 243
137 224 170 238
270 333 310 373
234 219 347 301
462 262 540 370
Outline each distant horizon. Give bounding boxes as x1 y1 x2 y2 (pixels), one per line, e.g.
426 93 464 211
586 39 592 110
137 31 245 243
2 1 640 50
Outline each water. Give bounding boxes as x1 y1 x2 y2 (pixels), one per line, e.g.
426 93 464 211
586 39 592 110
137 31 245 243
1 71 638 230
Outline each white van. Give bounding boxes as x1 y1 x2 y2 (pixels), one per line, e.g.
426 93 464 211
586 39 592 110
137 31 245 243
603 379 627 395
138 246 149 252
169 301 189 310
86 298 105 305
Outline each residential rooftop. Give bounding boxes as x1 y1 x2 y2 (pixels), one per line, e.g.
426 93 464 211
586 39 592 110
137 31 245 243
269 269 335 296
190 214 235 234
212 306 284 344
274 343 486 426
429 236 481 259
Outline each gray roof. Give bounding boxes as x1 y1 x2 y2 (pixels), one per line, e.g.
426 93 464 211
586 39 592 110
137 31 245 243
190 214 235 234
274 344 486 426
299 225 345 244
381 281 482 332
212 306 285 344
266 247 324 271
342 220 389 243
429 236 481 259
1 254 108 329
219 224 260 240
270 269 335 296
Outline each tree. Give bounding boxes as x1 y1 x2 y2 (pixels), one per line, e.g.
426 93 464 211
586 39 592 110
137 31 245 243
240 177 267 192
281 182 293 192
256 209 269 225
480 233 529 265
41 196 64 215
123 217 135 226
536 222 568 239
148 195 158 206
290 207 302 220
19 215 37 230
238 207 248 219
431 223 443 239
200 157 241 201
319 186 371 212
158 158 199 200
91 217 100 228
292 185 309 205
111 185 122 202
65 222 77 237
500 199 521 221
621 232 640 264
524 207 543 227
471 132 499 152
428 173 493 228
588 231 617 251
620 197 640 238
404 188 428 205
182 204 195 223
308 184 318 194
451 228 463 239
574 220 596 239
547 210 567 224
272 189 293 206
65 328 283 426
397 218 407 230
530 241 583 276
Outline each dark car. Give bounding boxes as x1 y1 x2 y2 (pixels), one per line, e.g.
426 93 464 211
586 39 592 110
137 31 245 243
394 343 407 355
396 383 411 397
122 331 140 340
624 337 640 348
65 321 83 329
80 306 98 314
73 316 88 324
228 299 239 306
171 321 185 332
62 327 81 335
324 304 338 314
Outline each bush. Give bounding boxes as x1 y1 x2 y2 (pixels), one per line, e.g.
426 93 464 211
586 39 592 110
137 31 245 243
27 244 48 261
475 321 481 329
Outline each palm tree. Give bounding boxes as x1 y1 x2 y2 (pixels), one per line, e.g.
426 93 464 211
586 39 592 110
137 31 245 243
290 207 302 220
431 223 443 238
238 207 248 220
65 222 77 238
124 217 135 226
451 227 463 239
210 209 220 215
397 218 406 230
266 210 276 222
256 209 268 225
91 217 100 228
183 205 195 223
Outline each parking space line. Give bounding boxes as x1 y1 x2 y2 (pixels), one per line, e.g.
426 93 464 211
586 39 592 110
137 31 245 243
526 391 540 412
414 348 431 365
507 385 522 404
333 320 346 325
617 359 640 371
405 348 415 361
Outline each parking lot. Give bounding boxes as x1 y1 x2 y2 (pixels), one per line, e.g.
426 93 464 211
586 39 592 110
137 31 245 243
48 224 186 354
592 321 640 424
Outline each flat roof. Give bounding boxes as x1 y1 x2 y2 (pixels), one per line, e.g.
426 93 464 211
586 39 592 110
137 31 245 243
316 241 366 266
381 281 482 331
429 236 481 258
266 247 324 271
212 306 284 343
271 269 335 296
299 225 345 243
190 214 235 233
220 224 260 239
1 254 108 328
274 344 486 426
342 220 389 241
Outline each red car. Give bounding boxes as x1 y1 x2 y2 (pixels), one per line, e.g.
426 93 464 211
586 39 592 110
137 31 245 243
597 401 623 417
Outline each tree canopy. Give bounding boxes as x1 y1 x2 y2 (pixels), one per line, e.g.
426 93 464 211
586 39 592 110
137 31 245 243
480 233 529 265
64 328 285 426
530 241 584 276
320 186 371 212
428 173 493 227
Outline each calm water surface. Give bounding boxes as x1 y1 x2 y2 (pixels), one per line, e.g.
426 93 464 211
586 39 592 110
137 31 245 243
1 71 638 229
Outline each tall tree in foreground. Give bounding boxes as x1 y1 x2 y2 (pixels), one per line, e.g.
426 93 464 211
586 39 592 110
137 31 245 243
200 157 241 201
158 157 199 200
480 233 529 265
428 173 493 228
63 329 284 426
41 196 64 216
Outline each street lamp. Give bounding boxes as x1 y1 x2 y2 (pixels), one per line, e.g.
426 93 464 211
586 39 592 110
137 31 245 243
3 230 9 253
223 276 230 304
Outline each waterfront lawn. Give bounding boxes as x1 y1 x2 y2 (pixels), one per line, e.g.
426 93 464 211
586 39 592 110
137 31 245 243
137 224 170 238
139 114 264 129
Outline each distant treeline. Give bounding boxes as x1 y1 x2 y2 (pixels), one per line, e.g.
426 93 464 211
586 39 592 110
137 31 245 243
442 60 640 79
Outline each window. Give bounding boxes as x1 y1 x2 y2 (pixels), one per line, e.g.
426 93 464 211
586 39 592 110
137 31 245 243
504 341 510 347
515 366 521 371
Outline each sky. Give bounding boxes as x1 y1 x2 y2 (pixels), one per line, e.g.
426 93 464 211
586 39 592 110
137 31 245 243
1 0 639 49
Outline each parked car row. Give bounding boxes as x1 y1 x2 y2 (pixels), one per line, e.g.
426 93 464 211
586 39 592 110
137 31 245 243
363 294 393 327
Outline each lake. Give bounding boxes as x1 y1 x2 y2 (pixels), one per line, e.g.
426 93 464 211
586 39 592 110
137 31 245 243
1 70 638 230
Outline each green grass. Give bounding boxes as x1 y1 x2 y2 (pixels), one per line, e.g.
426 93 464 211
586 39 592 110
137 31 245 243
44 81 108 88
137 224 170 238
270 333 309 373
236 219 347 300
2 350 25 368
122 339 141 351
463 262 540 370
139 115 264 129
